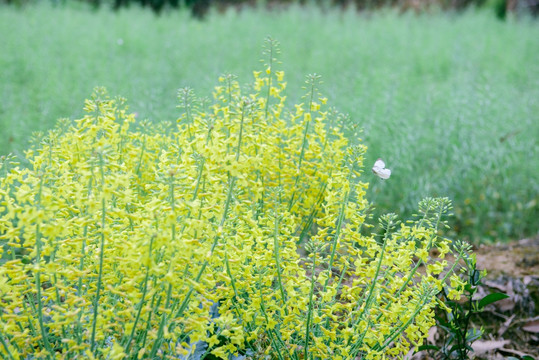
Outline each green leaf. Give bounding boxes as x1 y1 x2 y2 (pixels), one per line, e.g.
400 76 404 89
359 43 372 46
466 328 483 343
435 316 450 327
478 292 509 309
522 356 535 360
472 269 481 285
416 345 439 352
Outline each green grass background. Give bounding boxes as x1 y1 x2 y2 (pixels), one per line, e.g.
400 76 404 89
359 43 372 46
1 3 538 242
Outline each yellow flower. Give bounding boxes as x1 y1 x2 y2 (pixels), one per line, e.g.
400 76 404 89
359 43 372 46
109 342 126 360
0 53 471 360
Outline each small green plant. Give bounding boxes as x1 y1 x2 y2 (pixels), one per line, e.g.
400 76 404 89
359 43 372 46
0 39 475 359
420 248 509 359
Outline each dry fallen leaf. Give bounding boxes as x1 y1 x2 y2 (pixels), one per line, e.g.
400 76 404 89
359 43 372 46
471 339 510 355
498 313 516 337
498 347 534 358
483 279 508 292
427 326 437 344
522 318 539 333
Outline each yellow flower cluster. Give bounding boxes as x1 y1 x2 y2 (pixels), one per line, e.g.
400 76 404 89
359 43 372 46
0 41 468 359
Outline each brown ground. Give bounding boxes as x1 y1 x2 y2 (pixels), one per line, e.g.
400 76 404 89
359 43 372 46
414 236 539 359
475 237 539 278
471 237 539 359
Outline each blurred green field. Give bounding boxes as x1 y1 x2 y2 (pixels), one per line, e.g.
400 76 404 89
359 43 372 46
1 3 538 242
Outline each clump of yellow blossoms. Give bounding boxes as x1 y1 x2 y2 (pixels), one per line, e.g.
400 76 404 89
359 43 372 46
0 39 471 359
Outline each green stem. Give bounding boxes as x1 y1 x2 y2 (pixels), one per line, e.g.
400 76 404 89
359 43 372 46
322 190 350 292
264 43 273 121
135 136 146 178
304 246 317 359
169 172 177 245
90 153 107 354
236 101 246 162
288 78 315 212
175 174 235 319
140 292 160 352
75 224 89 344
225 76 233 140
375 287 435 352
363 207 447 334
297 179 328 245
319 263 349 338
386 205 443 303
349 319 374 357
124 236 154 353
350 218 393 331
0 325 16 360
148 313 168 359
272 215 288 313
258 274 286 360
224 253 257 346
179 160 205 238
183 89 193 140
35 175 53 357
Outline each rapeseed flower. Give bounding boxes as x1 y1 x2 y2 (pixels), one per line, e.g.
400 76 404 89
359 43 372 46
0 39 470 359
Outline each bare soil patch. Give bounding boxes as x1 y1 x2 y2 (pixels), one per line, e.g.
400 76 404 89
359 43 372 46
414 236 539 359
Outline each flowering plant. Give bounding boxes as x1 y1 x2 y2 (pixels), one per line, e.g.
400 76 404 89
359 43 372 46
0 39 470 359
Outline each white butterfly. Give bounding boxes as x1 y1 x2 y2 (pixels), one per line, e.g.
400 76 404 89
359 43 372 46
372 158 391 180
